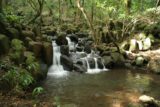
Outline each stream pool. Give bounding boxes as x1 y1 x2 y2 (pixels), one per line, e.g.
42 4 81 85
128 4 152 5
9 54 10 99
41 68 160 107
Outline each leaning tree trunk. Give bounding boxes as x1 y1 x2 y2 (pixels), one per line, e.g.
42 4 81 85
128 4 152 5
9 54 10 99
76 0 96 42
157 0 160 7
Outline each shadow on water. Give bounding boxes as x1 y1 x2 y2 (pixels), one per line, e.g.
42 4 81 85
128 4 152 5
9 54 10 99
40 68 160 107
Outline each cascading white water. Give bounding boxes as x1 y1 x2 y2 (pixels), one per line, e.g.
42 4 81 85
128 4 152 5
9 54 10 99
48 41 68 77
66 37 75 52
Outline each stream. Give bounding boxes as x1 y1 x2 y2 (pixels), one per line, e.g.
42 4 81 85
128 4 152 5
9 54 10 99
41 69 160 107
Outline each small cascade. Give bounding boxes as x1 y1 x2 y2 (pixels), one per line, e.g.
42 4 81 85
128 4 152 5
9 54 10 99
48 41 68 77
66 37 75 52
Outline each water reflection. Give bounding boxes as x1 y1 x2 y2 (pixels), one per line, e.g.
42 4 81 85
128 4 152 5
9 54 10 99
41 69 160 107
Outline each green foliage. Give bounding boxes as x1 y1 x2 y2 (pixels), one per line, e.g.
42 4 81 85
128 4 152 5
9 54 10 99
32 87 44 97
0 67 34 90
10 39 24 64
11 39 24 51
19 70 34 88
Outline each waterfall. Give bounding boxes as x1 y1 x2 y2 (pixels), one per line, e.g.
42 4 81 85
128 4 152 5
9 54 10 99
66 37 75 52
94 58 98 69
48 41 68 77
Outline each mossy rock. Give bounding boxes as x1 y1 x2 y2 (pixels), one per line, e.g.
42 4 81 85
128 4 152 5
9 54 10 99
0 34 10 55
6 28 19 39
42 42 53 65
111 52 125 66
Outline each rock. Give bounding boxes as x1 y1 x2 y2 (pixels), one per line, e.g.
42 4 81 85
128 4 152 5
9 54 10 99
129 39 137 52
139 95 160 107
135 56 144 66
61 55 73 71
148 58 160 74
29 41 43 58
73 64 87 73
42 26 57 36
67 34 78 43
139 95 154 103
6 28 19 39
87 58 96 69
102 56 113 68
21 30 35 40
143 37 151 50
24 37 33 47
84 45 92 54
76 46 84 52
60 45 69 56
56 33 68 45
111 52 125 66
0 34 10 55
42 42 53 65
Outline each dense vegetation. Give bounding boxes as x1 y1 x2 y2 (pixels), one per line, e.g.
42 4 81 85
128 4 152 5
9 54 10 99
0 0 160 106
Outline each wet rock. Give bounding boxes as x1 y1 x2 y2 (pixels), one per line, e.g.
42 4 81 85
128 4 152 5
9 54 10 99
29 41 43 58
6 28 19 39
21 30 35 40
148 58 160 74
56 33 68 45
67 34 78 43
0 34 10 55
84 45 92 54
61 55 73 71
102 56 113 68
73 64 87 73
76 46 84 52
60 45 69 56
87 58 96 69
42 42 53 65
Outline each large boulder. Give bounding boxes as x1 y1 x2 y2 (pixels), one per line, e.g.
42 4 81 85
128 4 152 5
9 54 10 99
67 34 78 43
111 52 125 66
73 64 87 73
42 42 53 65
102 56 113 68
61 55 73 71
29 41 43 58
56 33 68 45
60 45 69 56
148 58 160 74
0 34 10 55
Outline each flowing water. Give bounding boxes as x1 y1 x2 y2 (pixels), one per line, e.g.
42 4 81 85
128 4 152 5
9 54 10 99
48 41 68 77
45 37 160 107
41 69 160 107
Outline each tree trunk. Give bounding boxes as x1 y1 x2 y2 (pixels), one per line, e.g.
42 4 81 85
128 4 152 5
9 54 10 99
58 0 61 24
76 0 95 41
157 0 160 7
0 0 3 13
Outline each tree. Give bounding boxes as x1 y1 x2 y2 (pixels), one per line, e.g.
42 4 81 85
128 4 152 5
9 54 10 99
27 0 45 24
0 0 3 13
